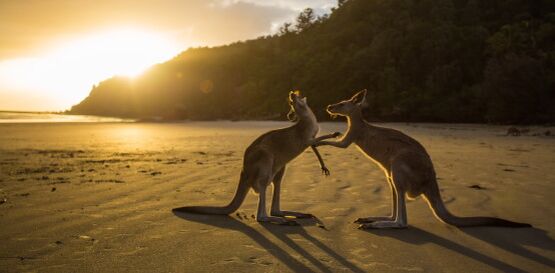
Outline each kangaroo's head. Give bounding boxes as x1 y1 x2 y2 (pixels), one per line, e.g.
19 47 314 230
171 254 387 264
287 90 313 122
326 89 367 117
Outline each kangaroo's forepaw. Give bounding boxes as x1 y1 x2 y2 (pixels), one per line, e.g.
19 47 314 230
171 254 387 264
321 167 330 176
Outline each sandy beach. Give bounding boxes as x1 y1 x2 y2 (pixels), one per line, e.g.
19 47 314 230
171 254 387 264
0 121 554 273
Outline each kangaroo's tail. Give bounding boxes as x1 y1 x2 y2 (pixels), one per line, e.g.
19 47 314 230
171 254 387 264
424 183 531 228
172 171 250 215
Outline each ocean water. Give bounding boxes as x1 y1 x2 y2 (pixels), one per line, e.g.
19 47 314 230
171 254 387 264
0 111 134 123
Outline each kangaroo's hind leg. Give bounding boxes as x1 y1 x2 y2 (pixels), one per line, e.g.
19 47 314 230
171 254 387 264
355 177 398 223
257 181 299 225
358 164 409 229
253 165 298 225
270 166 313 219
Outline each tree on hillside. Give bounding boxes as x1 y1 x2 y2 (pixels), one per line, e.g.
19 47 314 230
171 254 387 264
295 8 315 32
278 22 293 36
338 0 348 7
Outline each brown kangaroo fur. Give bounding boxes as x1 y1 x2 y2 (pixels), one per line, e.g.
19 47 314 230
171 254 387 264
173 91 339 225
315 90 531 229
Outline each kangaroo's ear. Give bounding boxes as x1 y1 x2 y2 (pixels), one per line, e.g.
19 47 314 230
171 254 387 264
302 97 307 103
351 89 367 106
289 90 301 103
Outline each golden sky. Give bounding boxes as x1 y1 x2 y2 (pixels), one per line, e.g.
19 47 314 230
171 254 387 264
0 0 335 111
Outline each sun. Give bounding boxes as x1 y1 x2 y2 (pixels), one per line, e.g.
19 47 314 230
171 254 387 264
54 28 181 77
0 27 182 111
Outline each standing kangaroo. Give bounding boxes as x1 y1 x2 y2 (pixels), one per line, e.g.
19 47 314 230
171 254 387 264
173 91 339 225
315 90 531 229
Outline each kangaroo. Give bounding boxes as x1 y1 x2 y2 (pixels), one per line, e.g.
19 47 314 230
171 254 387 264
173 91 340 225
314 89 532 229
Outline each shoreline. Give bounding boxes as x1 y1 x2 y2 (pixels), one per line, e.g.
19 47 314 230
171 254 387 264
2 109 554 127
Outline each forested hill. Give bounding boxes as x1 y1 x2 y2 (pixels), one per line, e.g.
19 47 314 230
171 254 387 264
70 0 555 123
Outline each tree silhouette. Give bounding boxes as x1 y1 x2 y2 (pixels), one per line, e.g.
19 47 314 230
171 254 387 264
295 8 315 33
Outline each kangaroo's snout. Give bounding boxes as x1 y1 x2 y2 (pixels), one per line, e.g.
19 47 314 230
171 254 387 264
326 104 339 114
326 104 341 118
327 104 338 113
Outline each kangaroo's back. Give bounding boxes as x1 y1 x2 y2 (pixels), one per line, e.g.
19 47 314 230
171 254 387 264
355 123 431 169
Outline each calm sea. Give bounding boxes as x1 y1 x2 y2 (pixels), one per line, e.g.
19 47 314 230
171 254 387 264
0 111 134 123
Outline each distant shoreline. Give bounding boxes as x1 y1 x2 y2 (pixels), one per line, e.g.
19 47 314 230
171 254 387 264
0 111 135 123
0 110 64 114
1 110 553 126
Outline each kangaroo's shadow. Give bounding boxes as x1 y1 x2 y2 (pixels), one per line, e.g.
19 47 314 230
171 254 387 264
173 211 365 273
365 226 536 273
259 221 366 273
461 227 555 268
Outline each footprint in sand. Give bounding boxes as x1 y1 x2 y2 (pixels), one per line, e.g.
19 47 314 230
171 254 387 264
337 184 351 190
468 184 487 190
330 207 352 216
351 247 374 259
246 256 273 266
117 246 147 256
222 257 241 264
241 244 266 252
199 228 214 233
443 196 456 204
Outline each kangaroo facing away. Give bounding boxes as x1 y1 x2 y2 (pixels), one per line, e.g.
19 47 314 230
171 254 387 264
315 90 532 229
173 91 339 225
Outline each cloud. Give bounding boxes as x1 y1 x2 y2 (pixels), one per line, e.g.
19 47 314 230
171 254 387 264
215 0 336 11
0 0 337 60
211 0 336 35
191 1 295 45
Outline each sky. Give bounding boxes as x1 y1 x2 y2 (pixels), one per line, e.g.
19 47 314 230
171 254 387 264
0 0 336 111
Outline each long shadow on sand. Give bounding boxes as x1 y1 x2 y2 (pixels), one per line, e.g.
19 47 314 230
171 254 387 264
461 227 555 268
259 222 366 273
173 212 365 273
365 227 544 273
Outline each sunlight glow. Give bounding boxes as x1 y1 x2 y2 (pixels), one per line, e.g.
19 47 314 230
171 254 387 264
0 27 182 111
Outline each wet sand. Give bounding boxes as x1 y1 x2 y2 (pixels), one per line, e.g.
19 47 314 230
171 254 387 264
0 121 554 272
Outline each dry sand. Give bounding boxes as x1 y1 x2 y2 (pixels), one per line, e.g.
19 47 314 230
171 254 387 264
0 121 554 273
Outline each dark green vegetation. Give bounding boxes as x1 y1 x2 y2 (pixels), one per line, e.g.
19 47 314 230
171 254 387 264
70 0 555 123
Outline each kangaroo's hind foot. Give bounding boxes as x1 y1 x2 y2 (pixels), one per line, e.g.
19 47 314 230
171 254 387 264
271 210 314 219
354 216 394 223
257 215 299 226
256 177 300 226
358 220 408 229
